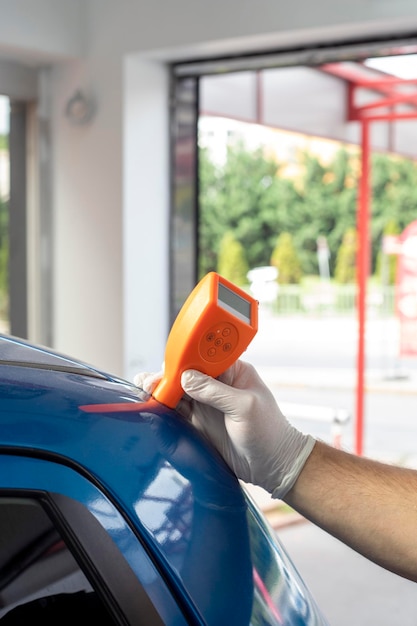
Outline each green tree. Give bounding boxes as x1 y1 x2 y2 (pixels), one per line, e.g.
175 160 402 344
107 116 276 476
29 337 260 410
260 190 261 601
199 142 297 275
371 153 417 271
217 231 249 286
334 227 357 284
198 146 223 277
292 149 357 276
199 138 417 282
270 232 302 284
375 219 400 285
199 144 359 279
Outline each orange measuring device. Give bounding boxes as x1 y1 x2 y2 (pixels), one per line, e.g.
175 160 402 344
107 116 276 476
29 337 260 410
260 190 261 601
152 272 258 409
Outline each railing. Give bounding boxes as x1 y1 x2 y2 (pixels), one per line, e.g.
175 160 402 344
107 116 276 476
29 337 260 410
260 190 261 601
268 284 396 316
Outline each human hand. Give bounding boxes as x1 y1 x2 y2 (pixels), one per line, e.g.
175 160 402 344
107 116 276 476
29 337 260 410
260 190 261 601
134 361 315 499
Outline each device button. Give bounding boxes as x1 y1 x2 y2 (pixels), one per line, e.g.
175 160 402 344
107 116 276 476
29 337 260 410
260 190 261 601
200 321 238 362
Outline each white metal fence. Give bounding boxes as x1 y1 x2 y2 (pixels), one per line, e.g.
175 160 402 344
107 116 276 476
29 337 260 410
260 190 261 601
267 284 396 316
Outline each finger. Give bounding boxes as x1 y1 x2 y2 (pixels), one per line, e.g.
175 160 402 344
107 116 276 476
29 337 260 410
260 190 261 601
134 371 163 393
216 360 240 386
133 372 150 387
181 369 248 415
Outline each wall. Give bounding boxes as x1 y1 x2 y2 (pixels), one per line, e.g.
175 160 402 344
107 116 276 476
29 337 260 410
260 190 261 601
2 0 417 378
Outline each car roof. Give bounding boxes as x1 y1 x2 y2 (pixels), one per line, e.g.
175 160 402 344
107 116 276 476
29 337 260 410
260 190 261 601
0 334 255 623
0 334 328 625
0 332 246 537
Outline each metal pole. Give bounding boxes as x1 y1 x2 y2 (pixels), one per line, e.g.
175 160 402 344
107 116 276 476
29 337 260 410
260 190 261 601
355 119 370 456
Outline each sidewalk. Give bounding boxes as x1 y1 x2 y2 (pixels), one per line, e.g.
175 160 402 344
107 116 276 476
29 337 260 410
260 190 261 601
247 310 417 396
256 364 417 395
245 314 417 526
245 483 307 529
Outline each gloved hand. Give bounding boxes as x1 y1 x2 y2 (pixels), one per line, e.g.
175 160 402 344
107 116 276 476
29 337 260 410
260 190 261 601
134 361 315 499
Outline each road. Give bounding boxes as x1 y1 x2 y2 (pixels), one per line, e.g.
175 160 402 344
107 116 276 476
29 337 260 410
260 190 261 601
244 309 417 625
245 309 417 464
278 521 417 626
245 308 417 373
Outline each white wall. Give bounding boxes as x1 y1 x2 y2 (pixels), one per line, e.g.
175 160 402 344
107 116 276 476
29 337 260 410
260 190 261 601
2 0 417 378
123 57 169 380
51 56 124 375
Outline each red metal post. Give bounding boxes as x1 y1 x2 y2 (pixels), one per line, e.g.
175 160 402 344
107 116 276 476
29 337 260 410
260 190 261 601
324 64 417 456
355 119 370 456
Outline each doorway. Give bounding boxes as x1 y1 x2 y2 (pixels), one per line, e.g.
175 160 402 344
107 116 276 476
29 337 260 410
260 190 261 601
170 36 417 460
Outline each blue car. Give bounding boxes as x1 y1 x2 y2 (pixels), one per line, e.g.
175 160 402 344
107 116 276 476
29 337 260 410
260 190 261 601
0 333 328 625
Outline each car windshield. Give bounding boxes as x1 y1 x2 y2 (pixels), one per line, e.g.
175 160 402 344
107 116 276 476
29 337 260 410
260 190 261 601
0 335 107 379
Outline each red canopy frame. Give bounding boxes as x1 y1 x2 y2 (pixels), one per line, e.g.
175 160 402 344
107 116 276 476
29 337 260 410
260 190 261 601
323 65 417 455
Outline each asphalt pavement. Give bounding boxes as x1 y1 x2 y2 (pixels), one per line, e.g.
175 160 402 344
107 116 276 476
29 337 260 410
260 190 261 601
243 309 417 625
245 308 417 395
244 307 417 503
278 521 417 626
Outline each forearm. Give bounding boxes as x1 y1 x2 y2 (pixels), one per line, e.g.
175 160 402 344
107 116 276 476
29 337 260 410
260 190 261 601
284 440 417 582
173 363 417 580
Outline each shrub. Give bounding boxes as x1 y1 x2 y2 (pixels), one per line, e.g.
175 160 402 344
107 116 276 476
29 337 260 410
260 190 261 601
270 232 302 284
217 231 249 285
334 228 357 284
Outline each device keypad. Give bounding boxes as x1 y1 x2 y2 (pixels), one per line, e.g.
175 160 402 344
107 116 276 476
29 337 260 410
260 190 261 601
199 322 239 362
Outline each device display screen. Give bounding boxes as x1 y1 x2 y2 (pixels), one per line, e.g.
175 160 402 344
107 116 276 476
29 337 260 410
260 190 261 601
218 283 252 324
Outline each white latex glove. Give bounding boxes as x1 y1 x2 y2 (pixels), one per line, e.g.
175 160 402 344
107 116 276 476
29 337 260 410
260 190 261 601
134 361 315 499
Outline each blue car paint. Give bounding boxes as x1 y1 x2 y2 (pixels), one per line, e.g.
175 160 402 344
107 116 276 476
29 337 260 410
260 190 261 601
0 334 328 625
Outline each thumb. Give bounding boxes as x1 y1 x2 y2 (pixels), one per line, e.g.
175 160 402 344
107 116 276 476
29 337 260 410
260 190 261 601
181 369 243 414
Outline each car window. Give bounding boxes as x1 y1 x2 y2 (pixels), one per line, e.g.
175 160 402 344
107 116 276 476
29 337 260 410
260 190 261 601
0 498 116 624
0 335 107 379
245 494 328 626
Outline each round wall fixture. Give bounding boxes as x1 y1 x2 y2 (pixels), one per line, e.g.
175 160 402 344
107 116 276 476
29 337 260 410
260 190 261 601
65 90 94 125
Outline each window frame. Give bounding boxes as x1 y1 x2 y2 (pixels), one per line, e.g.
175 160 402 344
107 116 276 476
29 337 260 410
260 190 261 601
0 452 188 625
168 32 417 319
